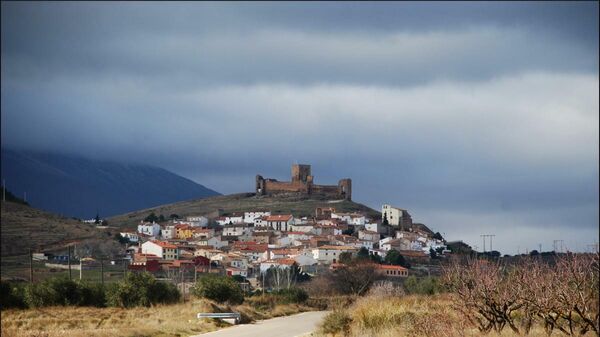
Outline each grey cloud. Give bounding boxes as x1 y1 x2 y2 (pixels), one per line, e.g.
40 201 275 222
1 2 598 253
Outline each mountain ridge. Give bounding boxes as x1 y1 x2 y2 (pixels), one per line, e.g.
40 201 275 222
1 148 220 218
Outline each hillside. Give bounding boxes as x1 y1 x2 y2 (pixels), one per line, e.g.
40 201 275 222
109 192 381 229
0 201 115 257
1 148 220 218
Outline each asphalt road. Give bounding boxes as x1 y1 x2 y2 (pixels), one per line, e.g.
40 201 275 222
192 311 329 337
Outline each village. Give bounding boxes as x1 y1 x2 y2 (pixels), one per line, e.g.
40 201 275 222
113 203 451 289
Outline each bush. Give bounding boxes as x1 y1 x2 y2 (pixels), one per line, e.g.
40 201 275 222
320 309 352 335
76 281 106 307
24 277 80 307
106 272 180 308
192 274 244 304
403 276 442 295
271 287 309 304
0 281 26 309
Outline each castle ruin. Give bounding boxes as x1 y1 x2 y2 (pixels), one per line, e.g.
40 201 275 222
256 164 352 200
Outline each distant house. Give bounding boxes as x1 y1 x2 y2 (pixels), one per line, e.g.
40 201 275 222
161 225 175 239
376 264 409 278
244 211 271 224
120 232 139 243
311 245 358 264
141 240 179 260
382 204 413 230
175 224 194 240
185 216 209 227
137 222 161 237
222 223 252 237
265 215 294 231
216 213 244 226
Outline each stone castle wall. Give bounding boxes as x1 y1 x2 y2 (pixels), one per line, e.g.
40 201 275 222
255 164 352 200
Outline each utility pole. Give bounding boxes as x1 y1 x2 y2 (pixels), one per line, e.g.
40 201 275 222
29 248 34 283
489 235 496 251
79 254 83 280
2 179 5 202
480 235 486 252
23 191 27 203
68 246 72 280
100 258 104 286
539 243 542 253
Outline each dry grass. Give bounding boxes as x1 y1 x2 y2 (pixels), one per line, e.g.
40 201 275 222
1 298 314 337
317 293 597 337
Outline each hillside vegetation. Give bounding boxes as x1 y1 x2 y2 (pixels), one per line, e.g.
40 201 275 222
1 201 113 257
109 192 380 229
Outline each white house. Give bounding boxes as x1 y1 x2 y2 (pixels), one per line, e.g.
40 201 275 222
137 222 161 237
266 215 294 231
215 213 245 226
365 222 385 233
382 204 413 230
358 230 380 242
196 236 228 249
290 223 314 233
141 240 179 260
311 245 358 264
244 211 271 224
161 225 175 239
119 232 139 243
186 216 209 227
222 224 252 237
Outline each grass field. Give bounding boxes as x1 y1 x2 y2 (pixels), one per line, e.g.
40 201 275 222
107 192 380 229
1 201 116 257
316 294 597 337
1 297 315 337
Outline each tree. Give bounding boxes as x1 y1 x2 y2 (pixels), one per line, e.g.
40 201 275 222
169 214 180 220
432 232 443 241
429 247 438 259
158 214 165 222
356 247 370 260
192 275 244 304
382 213 389 226
326 262 382 296
338 252 353 265
144 212 158 223
94 212 101 224
384 249 410 268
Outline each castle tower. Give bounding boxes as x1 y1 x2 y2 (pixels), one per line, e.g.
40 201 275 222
338 179 352 200
291 164 311 183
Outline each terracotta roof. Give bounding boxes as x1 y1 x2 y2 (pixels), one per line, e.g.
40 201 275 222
377 264 408 271
150 240 177 249
266 215 293 221
317 245 358 250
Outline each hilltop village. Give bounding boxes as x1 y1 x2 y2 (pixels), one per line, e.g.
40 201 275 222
109 165 462 287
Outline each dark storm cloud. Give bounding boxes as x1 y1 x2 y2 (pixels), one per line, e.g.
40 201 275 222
1 2 598 253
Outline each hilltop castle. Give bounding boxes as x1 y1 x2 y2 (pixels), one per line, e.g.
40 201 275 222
256 164 352 200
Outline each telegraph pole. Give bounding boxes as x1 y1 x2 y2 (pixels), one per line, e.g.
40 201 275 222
68 246 72 280
100 258 104 286
480 235 486 252
29 248 34 283
489 235 496 251
2 179 5 202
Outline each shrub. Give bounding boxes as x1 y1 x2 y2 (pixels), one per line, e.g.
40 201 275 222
192 274 244 304
403 276 442 295
24 277 80 307
106 272 180 308
271 287 309 304
76 281 106 307
320 309 352 335
0 281 26 309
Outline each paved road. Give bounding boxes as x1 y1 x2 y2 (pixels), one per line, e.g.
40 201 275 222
192 311 328 337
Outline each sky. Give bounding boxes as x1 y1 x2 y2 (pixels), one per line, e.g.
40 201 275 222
2 2 598 254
